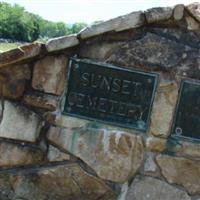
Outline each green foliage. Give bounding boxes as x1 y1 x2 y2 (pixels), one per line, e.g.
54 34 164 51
0 2 40 42
71 22 87 33
0 2 88 42
0 42 18 52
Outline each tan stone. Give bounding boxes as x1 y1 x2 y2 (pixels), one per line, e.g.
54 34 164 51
186 3 200 22
186 15 200 30
47 126 144 183
0 42 43 68
146 136 167 152
0 64 31 99
46 34 79 52
126 176 191 200
47 145 70 162
54 115 89 129
0 141 44 167
156 154 200 195
0 100 42 142
149 79 178 138
144 152 158 176
23 92 58 111
0 163 116 200
145 7 173 23
173 4 184 21
32 55 68 95
176 141 200 160
79 11 144 39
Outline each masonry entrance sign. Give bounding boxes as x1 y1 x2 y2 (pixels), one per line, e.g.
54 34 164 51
63 58 157 131
172 80 200 141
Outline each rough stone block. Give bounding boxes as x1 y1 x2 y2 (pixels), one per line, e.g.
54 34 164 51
156 154 200 195
0 141 44 167
47 125 144 183
186 15 200 30
79 11 144 39
23 92 58 111
0 42 43 68
47 145 70 162
186 3 200 22
53 115 89 129
145 7 173 23
0 163 116 200
126 176 191 200
0 100 42 142
173 4 184 21
150 79 178 138
32 55 68 95
46 34 79 52
0 64 31 99
146 136 167 152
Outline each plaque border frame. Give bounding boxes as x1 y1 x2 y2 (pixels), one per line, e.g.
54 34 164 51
171 79 200 142
62 57 158 132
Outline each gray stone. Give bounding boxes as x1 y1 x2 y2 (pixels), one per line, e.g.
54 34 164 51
107 31 200 80
156 154 200 195
149 79 178 138
32 55 68 95
108 32 193 69
79 11 144 39
0 141 44 167
0 100 42 142
47 125 144 183
147 27 200 49
186 15 200 30
125 176 191 200
0 42 43 68
47 145 70 162
145 7 173 23
46 34 79 52
173 4 184 21
0 163 116 200
23 92 58 111
0 64 31 99
146 136 167 152
186 3 200 22
53 115 89 129
144 152 158 173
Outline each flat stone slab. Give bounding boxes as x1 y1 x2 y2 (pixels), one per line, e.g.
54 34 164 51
0 141 44 167
145 7 173 23
79 11 145 39
0 163 116 200
0 100 42 142
156 154 200 195
0 63 31 99
32 55 68 95
23 92 58 111
47 122 144 183
186 3 200 22
0 42 43 68
126 176 191 200
46 34 79 52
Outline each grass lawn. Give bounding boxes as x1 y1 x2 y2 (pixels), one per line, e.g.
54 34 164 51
0 42 18 52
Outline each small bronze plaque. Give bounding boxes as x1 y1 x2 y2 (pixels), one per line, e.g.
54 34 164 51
172 80 200 141
63 58 157 131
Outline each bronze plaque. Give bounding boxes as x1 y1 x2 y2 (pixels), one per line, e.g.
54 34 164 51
63 58 157 131
172 80 200 141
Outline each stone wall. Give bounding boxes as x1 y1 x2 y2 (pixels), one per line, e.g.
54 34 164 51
0 3 200 200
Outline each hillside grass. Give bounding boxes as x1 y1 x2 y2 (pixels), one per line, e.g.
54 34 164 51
0 43 18 52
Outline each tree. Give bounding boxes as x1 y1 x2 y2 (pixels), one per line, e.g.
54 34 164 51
0 2 88 41
71 22 87 33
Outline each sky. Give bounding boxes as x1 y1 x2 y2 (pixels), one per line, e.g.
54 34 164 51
3 0 200 24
